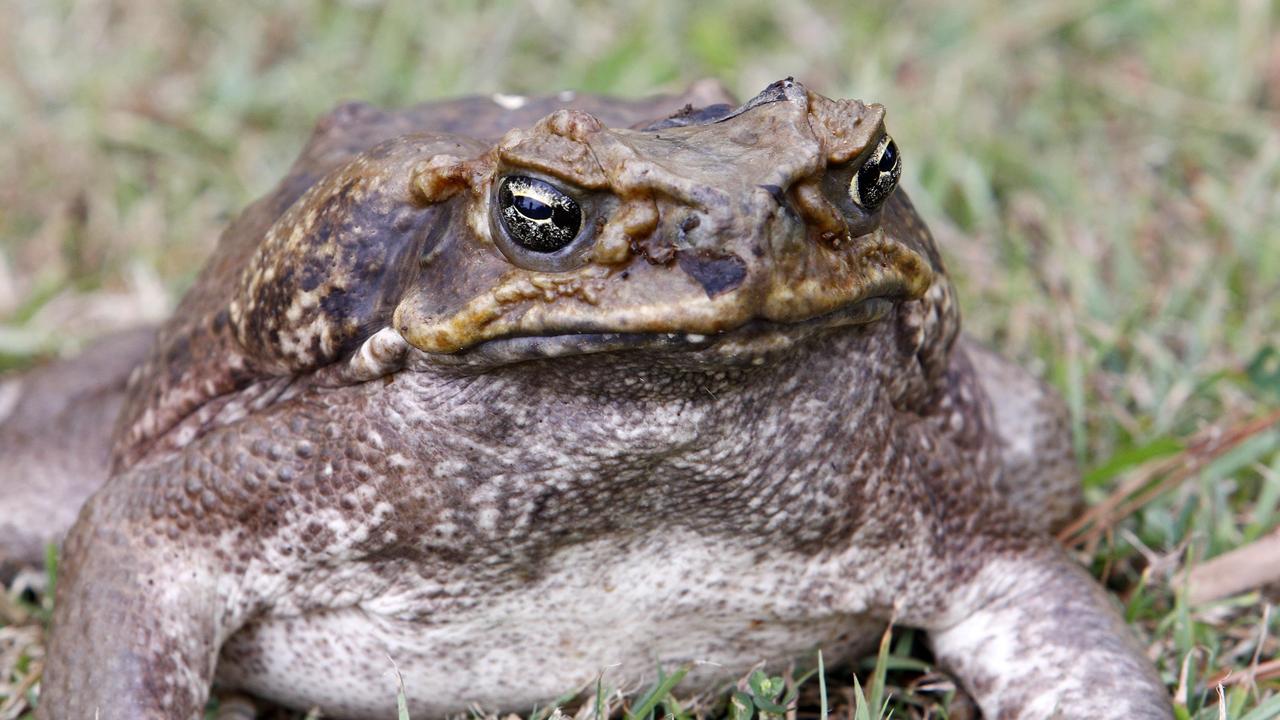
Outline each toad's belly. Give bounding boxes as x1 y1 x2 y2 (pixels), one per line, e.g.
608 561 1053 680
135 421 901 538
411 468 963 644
215 535 883 719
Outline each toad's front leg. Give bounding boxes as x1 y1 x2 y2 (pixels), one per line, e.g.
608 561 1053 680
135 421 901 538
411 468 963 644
38 469 238 720
928 540 1172 719
37 395 395 719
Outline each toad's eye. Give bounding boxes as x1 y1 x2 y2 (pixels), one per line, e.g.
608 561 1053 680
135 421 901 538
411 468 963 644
497 176 582 253
850 135 902 212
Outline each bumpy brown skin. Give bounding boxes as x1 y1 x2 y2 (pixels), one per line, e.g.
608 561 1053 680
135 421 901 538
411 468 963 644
20 80 1172 719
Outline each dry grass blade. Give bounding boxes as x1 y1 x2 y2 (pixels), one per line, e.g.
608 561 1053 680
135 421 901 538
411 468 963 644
1186 529 1280 604
1210 658 1280 688
0 664 38 720
1058 410 1280 548
0 625 42 720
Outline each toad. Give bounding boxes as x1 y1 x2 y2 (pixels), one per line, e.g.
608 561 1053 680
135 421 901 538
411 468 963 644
3 79 1171 719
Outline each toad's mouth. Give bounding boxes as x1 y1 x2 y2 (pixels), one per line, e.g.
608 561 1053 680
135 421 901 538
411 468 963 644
419 296 896 366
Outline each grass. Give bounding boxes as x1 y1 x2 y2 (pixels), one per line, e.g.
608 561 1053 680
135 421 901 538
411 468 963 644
1 0 1279 717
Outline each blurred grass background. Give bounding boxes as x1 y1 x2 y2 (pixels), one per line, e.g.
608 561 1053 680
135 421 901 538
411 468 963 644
1 0 1278 717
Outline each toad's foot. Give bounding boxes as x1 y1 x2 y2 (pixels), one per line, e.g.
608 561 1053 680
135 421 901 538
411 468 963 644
931 543 1171 719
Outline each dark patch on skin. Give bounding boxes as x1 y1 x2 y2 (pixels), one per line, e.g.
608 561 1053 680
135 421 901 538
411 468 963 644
163 333 192 385
677 249 748 298
297 260 323 293
640 102 736 131
759 184 786 206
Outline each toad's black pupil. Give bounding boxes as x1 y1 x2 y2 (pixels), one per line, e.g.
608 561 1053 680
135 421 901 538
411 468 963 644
879 140 898 172
858 163 881 190
514 194 553 220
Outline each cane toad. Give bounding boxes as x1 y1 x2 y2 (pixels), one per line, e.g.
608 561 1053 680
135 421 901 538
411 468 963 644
10 79 1172 719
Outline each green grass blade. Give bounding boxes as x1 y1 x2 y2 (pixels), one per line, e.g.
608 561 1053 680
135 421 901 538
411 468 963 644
626 664 689 720
1238 694 1280 720
868 623 892 713
851 675 871 720
596 672 606 720
393 662 411 720
43 542 59 601
818 650 828 720
1083 437 1185 487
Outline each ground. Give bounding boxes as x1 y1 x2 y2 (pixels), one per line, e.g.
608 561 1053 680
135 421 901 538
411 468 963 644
1 0 1278 718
